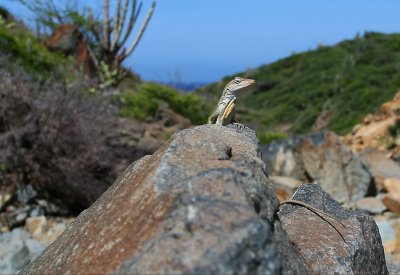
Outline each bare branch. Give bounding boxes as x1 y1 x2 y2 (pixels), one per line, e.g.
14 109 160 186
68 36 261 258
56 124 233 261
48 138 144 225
133 0 142 22
123 1 155 58
102 0 110 49
111 0 122 41
111 0 130 51
86 44 99 69
48 0 63 24
117 0 138 52
87 7 101 43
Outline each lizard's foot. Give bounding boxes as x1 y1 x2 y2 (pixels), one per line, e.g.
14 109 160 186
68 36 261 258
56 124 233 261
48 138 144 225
229 122 249 130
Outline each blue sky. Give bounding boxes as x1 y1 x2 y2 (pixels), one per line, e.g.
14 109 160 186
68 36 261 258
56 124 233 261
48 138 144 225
3 0 400 83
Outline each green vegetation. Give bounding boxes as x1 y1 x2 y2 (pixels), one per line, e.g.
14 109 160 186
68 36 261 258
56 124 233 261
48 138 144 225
117 82 206 124
257 131 288 145
0 7 204 125
197 32 400 137
389 120 400 138
0 10 68 78
16 0 156 84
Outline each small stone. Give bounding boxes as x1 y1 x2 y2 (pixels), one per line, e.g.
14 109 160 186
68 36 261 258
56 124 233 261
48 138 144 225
359 150 400 191
391 252 400 265
15 212 28 223
376 220 396 243
0 193 12 209
275 188 289 202
271 176 301 189
26 216 47 237
383 178 400 198
383 195 400 214
271 176 301 201
16 185 37 204
376 220 397 262
355 197 387 214
26 216 69 246
0 228 45 274
29 206 44 217
10 245 30 270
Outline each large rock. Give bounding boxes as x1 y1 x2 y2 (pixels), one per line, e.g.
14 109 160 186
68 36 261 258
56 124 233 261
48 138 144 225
279 183 388 274
19 125 387 274
20 125 300 274
263 131 371 202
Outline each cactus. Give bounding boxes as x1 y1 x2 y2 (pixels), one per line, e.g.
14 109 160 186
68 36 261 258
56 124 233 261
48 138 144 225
15 0 156 84
100 0 156 80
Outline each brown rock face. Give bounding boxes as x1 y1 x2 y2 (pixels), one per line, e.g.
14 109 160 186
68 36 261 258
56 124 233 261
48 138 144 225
44 24 80 53
20 125 285 274
299 132 371 202
262 131 371 202
343 89 400 158
44 24 96 76
279 184 388 275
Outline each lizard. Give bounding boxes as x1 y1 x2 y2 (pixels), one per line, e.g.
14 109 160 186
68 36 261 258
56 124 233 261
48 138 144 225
208 76 256 126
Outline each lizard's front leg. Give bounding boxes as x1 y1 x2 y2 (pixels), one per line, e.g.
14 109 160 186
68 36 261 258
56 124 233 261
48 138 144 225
208 111 218 124
217 98 236 125
221 98 248 129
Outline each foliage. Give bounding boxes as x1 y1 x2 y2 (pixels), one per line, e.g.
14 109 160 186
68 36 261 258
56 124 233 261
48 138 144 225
197 32 400 135
99 61 119 89
257 131 288 145
0 10 68 79
389 120 400 138
118 82 205 124
15 0 156 84
0 68 118 213
119 89 159 120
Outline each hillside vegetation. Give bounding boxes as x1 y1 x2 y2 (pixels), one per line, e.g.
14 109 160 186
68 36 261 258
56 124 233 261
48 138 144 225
0 8 204 213
0 9 69 79
197 32 400 140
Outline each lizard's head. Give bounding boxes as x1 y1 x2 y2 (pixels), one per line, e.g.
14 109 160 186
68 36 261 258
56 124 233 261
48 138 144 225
224 77 256 94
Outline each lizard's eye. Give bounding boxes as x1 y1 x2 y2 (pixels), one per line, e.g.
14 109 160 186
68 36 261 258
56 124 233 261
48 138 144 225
234 77 241 83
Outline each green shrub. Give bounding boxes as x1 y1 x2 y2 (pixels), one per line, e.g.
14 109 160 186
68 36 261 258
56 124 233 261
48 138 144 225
0 21 68 79
389 120 400 138
118 82 206 124
197 32 400 135
257 131 288 144
119 91 159 121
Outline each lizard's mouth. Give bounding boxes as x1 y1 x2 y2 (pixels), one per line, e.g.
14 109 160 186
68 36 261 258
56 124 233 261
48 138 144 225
241 80 256 92
248 80 256 88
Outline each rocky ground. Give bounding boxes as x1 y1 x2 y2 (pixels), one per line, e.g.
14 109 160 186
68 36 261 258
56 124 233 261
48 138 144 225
264 132 400 266
0 216 73 274
3 92 400 273
17 125 388 274
264 90 400 267
0 86 192 274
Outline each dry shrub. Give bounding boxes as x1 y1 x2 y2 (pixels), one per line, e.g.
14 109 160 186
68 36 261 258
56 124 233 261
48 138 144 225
0 68 118 213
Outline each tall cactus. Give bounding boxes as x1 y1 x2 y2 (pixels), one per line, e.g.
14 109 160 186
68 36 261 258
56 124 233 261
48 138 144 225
101 0 156 74
16 0 156 82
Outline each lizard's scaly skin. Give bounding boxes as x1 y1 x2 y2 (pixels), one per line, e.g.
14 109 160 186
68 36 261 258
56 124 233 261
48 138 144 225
208 77 255 126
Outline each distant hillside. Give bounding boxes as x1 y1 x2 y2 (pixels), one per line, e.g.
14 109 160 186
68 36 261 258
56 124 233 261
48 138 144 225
196 32 400 138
